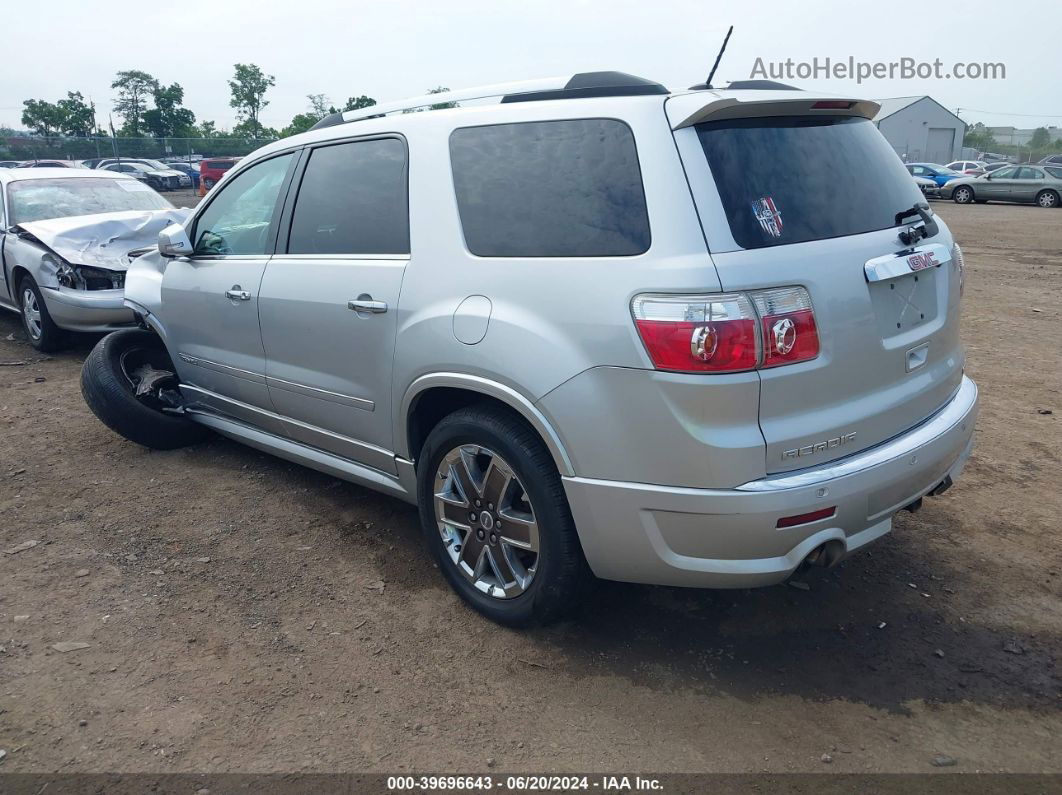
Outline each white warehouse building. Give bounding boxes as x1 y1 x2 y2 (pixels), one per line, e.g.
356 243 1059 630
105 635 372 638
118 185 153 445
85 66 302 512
873 96 966 164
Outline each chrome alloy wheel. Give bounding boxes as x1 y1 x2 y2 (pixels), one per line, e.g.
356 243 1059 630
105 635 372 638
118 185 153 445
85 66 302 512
21 287 42 340
434 445 540 599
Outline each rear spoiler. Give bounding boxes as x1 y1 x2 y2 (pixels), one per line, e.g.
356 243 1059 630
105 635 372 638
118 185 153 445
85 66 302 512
667 93 880 129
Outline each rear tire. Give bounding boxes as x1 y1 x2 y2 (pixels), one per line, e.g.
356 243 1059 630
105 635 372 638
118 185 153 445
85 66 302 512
416 405 590 627
18 275 67 352
952 186 974 204
81 329 210 450
1036 190 1059 208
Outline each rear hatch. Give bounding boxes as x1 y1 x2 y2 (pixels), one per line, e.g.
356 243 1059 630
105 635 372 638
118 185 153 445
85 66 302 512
668 94 964 474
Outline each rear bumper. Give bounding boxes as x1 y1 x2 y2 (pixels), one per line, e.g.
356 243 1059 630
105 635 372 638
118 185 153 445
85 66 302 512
41 286 136 332
563 375 978 588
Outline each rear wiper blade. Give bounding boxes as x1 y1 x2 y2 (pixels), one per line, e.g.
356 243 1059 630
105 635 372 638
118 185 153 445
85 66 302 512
895 202 939 247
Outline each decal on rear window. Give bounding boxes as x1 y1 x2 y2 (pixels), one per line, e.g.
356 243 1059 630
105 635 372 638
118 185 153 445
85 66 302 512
751 196 783 238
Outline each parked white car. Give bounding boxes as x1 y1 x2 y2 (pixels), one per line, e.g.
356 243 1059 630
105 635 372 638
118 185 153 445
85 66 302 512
0 168 189 350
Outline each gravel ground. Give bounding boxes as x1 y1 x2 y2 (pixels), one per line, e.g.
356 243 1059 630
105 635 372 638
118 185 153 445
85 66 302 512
0 202 1059 774
166 189 200 210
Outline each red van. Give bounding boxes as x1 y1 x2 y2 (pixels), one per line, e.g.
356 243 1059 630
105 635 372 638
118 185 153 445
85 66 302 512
198 157 241 190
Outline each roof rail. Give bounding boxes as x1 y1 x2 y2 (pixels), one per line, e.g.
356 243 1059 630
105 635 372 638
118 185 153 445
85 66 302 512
311 72 668 131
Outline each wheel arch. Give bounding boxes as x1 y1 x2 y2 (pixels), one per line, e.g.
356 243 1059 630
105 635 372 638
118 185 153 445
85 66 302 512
10 265 32 300
399 374 575 477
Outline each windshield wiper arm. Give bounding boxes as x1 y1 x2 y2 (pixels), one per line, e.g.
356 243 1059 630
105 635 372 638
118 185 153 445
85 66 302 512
895 202 939 247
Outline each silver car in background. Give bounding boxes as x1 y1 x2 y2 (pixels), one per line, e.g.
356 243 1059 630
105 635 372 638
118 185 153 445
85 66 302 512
913 175 940 198
80 73 978 626
0 168 188 350
942 164 1062 207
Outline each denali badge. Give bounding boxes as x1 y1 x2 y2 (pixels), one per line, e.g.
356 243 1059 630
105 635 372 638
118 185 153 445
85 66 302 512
782 432 857 460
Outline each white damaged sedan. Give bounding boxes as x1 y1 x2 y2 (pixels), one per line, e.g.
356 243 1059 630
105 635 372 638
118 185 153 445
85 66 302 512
0 168 189 350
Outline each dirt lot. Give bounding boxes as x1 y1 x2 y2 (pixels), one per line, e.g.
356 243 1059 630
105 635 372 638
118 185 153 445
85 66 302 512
167 188 200 210
0 202 1059 774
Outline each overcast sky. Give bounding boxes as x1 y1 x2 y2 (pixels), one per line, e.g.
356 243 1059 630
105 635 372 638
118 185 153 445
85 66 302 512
2 0 1059 132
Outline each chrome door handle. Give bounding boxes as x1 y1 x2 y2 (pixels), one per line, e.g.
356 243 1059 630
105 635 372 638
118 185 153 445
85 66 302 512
225 286 251 301
348 296 388 314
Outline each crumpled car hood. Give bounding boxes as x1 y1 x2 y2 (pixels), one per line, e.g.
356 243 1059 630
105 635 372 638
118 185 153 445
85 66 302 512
16 208 191 271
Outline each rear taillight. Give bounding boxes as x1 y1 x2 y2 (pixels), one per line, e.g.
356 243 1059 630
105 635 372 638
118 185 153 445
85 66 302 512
632 293 758 372
952 242 965 296
751 286 820 368
632 286 819 374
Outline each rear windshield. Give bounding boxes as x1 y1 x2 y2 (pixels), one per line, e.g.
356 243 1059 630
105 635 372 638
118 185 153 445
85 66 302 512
8 177 172 224
695 116 924 249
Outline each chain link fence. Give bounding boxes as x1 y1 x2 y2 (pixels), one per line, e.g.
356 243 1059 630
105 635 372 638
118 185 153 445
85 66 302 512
0 135 280 163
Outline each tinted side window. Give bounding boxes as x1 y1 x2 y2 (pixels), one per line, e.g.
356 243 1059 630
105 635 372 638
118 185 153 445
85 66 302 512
1017 167 1043 180
450 119 650 257
287 138 409 255
993 167 1018 178
193 153 293 256
1046 167 1062 179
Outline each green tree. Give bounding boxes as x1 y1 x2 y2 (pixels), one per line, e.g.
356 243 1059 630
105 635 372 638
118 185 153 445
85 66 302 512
111 70 159 136
56 92 96 136
281 94 343 137
228 63 275 139
1029 127 1051 149
281 113 321 137
198 120 222 139
963 122 997 151
282 93 380 137
21 99 64 136
143 82 197 138
307 93 330 118
232 119 278 140
344 95 376 111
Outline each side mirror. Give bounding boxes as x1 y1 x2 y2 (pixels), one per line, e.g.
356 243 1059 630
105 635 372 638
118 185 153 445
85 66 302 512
158 223 192 258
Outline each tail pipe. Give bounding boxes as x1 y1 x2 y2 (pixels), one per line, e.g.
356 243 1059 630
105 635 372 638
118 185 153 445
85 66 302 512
803 539 845 570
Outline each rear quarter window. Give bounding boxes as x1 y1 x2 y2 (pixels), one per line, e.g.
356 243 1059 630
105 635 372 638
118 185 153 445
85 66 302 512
696 115 924 249
449 118 650 257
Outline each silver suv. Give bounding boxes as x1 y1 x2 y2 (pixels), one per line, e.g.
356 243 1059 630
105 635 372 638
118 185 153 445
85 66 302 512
81 72 979 626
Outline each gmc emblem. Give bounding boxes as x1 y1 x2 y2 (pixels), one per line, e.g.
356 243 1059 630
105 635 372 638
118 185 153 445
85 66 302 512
907 251 939 272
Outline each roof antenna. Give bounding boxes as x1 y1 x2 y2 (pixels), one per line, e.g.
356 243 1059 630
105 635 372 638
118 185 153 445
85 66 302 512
690 25 733 90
